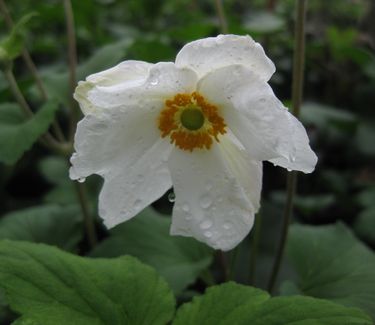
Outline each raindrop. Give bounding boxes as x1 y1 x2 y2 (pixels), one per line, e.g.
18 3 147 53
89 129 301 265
204 231 213 238
223 222 233 230
134 199 142 210
182 203 190 212
205 181 213 191
77 178 86 183
150 78 159 86
168 192 176 203
200 195 212 209
200 219 213 230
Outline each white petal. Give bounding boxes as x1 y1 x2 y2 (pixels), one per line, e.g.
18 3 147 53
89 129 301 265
175 34 275 81
74 60 153 115
86 62 198 109
70 100 161 181
168 143 259 251
198 65 317 173
217 132 262 212
99 138 173 228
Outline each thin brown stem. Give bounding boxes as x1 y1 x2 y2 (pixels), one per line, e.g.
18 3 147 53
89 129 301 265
267 0 307 293
248 212 262 285
214 0 228 34
63 0 80 141
75 182 97 248
3 67 69 154
0 0 66 142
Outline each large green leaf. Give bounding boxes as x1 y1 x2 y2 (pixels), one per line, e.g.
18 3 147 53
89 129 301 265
0 240 175 325
91 207 213 294
286 223 375 319
0 205 81 251
0 101 58 165
173 282 371 324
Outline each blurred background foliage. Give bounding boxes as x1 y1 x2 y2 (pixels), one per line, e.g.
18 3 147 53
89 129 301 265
1 0 375 323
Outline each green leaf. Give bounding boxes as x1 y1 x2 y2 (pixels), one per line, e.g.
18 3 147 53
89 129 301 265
0 13 37 62
38 157 76 205
173 282 371 324
0 240 175 325
353 208 375 245
40 39 133 106
0 205 82 251
286 223 375 320
0 101 58 165
91 207 213 294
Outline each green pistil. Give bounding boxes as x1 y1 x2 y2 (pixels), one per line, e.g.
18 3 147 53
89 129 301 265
180 108 204 131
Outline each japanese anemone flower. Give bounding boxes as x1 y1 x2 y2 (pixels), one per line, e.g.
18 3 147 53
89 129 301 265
70 34 317 251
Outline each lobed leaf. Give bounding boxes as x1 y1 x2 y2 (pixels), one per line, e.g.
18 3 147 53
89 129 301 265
0 240 175 325
286 223 375 320
173 282 372 325
91 207 213 294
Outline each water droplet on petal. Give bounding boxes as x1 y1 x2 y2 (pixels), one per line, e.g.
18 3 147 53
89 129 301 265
78 177 86 183
204 231 213 238
150 78 159 85
200 195 212 209
134 199 142 210
205 181 213 191
223 221 233 230
168 192 176 203
200 219 213 230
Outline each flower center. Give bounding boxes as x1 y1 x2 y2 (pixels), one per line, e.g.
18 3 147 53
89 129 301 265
158 92 227 151
180 108 204 130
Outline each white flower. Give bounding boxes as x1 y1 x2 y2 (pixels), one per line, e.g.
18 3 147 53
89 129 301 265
70 34 317 251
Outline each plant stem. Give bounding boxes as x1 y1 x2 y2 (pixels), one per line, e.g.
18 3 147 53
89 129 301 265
0 0 66 142
75 182 97 248
228 246 239 281
62 1 97 248
63 0 80 141
3 67 67 154
248 212 262 285
214 0 228 34
218 250 229 281
267 0 307 293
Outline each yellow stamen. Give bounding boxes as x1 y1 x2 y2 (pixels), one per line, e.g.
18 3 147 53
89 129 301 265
158 92 227 151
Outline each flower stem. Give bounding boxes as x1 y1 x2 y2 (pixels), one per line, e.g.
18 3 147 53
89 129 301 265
0 0 66 142
63 0 80 141
2 67 68 154
248 212 262 285
267 0 307 293
214 0 228 34
75 182 97 248
228 246 239 281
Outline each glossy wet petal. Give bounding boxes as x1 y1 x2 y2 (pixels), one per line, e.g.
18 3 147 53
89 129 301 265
70 100 161 180
168 142 259 251
99 138 173 228
198 65 317 173
74 60 153 115
86 62 198 109
176 34 275 81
